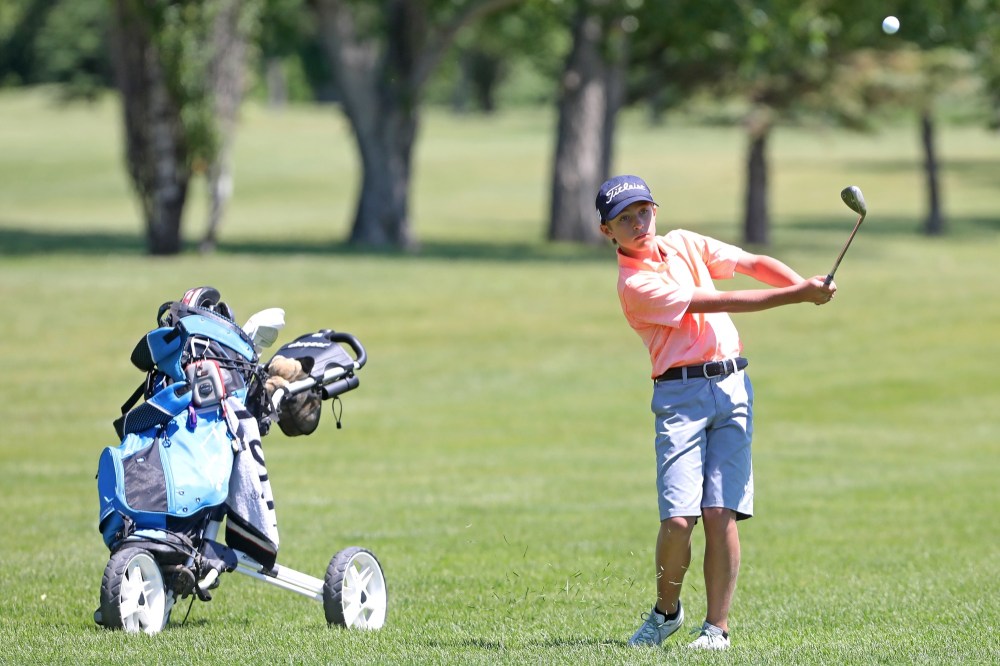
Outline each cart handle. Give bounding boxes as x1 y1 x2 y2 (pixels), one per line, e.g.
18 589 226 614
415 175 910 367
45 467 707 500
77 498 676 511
268 330 367 412
321 330 367 370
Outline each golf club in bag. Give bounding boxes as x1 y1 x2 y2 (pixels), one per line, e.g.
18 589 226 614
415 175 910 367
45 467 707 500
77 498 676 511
94 287 387 635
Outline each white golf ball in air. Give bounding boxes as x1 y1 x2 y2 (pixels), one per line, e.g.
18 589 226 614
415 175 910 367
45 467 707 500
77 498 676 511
882 16 900 34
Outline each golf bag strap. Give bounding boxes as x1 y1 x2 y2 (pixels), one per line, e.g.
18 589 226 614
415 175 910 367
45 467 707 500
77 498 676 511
118 381 146 417
112 376 163 440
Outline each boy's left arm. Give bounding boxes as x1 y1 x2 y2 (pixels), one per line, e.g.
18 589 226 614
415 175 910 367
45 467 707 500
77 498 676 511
734 251 805 288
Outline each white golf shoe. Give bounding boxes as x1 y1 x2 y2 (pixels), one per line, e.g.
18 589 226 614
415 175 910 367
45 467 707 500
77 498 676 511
687 621 730 650
627 600 684 647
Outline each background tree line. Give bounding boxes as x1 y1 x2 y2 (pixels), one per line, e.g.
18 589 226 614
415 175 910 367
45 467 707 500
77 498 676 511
1 0 997 255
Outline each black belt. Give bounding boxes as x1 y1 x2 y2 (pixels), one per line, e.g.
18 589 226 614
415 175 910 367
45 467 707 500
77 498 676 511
655 357 748 382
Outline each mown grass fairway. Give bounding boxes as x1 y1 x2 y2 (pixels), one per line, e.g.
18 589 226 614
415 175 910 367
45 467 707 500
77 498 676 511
0 90 998 664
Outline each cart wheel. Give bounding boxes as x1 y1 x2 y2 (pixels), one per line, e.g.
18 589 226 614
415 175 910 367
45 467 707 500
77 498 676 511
99 547 170 635
323 547 387 629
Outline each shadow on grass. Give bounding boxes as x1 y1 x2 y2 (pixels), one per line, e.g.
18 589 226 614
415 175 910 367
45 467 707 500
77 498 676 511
0 223 610 264
783 213 1000 238
842 156 1000 188
2 212 997 262
0 226 147 256
221 238 615 264
712 212 1000 258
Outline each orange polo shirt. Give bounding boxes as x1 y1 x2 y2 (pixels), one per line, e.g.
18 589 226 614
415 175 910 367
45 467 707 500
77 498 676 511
615 229 744 378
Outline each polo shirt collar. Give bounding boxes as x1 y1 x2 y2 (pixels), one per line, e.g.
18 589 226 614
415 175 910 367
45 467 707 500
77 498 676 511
616 237 678 272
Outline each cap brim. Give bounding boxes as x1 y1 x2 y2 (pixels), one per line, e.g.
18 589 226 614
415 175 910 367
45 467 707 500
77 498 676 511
604 195 657 222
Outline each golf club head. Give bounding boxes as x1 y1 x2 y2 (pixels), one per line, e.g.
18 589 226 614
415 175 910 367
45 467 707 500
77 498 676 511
243 307 286 352
841 186 867 218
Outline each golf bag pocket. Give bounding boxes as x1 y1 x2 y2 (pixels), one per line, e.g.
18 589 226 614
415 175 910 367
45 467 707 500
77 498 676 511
98 409 236 549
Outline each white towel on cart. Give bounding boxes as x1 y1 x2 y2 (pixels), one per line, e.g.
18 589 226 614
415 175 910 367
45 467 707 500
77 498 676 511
223 395 279 567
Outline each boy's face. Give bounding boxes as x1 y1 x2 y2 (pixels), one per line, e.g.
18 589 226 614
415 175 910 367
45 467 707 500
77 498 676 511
600 201 657 257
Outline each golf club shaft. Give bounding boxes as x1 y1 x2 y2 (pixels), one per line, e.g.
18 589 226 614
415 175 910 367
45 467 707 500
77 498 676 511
824 213 865 286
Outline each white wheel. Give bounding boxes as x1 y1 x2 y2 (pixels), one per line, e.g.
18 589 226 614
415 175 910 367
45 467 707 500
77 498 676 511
99 547 170 635
323 547 387 629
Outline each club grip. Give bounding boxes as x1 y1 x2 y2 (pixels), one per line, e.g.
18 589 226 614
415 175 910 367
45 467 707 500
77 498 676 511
823 274 834 287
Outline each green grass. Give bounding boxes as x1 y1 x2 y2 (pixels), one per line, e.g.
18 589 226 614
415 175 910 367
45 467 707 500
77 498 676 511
1 88 999 664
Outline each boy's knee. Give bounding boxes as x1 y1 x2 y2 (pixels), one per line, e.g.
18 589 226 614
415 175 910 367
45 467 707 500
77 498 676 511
701 507 736 530
661 515 697 536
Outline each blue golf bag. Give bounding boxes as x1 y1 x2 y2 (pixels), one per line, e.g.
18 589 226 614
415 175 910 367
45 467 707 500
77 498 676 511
97 287 278 566
94 287 383 636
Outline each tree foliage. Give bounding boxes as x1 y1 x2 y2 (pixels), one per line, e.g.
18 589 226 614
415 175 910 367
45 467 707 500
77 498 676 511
132 0 262 170
2 0 998 251
0 0 113 96
111 0 262 254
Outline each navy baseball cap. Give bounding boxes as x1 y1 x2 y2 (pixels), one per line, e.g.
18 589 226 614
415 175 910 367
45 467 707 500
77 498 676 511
596 175 657 222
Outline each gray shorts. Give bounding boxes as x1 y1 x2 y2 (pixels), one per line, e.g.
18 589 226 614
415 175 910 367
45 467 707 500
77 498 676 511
651 369 754 521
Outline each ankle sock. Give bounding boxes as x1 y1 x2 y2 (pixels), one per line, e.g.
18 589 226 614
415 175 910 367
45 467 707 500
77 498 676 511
655 605 680 622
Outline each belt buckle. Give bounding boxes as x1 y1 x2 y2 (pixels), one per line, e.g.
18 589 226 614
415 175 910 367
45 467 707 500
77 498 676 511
701 361 721 378
701 359 731 378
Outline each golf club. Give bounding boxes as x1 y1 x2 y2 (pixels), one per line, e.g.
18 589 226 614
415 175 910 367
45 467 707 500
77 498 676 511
824 185 867 287
243 307 286 352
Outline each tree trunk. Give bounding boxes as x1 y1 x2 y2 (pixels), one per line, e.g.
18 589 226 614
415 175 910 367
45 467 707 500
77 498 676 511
312 0 420 248
601 16 626 181
265 57 288 109
201 0 252 253
349 104 417 247
110 0 190 256
311 0 521 249
548 7 615 244
920 110 944 236
743 107 771 246
451 49 472 114
467 48 502 113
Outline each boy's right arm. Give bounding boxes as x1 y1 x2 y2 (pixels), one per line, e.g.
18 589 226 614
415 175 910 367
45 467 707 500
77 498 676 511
734 251 804 287
688 277 835 313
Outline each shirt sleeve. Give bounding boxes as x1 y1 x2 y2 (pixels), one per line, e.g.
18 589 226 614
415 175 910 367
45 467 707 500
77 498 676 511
687 231 742 280
621 271 692 328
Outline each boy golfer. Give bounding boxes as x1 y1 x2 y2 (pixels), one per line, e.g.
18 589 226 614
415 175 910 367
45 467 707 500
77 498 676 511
596 175 836 650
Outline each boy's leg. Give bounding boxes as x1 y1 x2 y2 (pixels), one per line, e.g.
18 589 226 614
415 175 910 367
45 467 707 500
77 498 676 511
650 378 713 619
701 507 740 632
629 515 695 647
698 371 753 634
656 516 696 614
